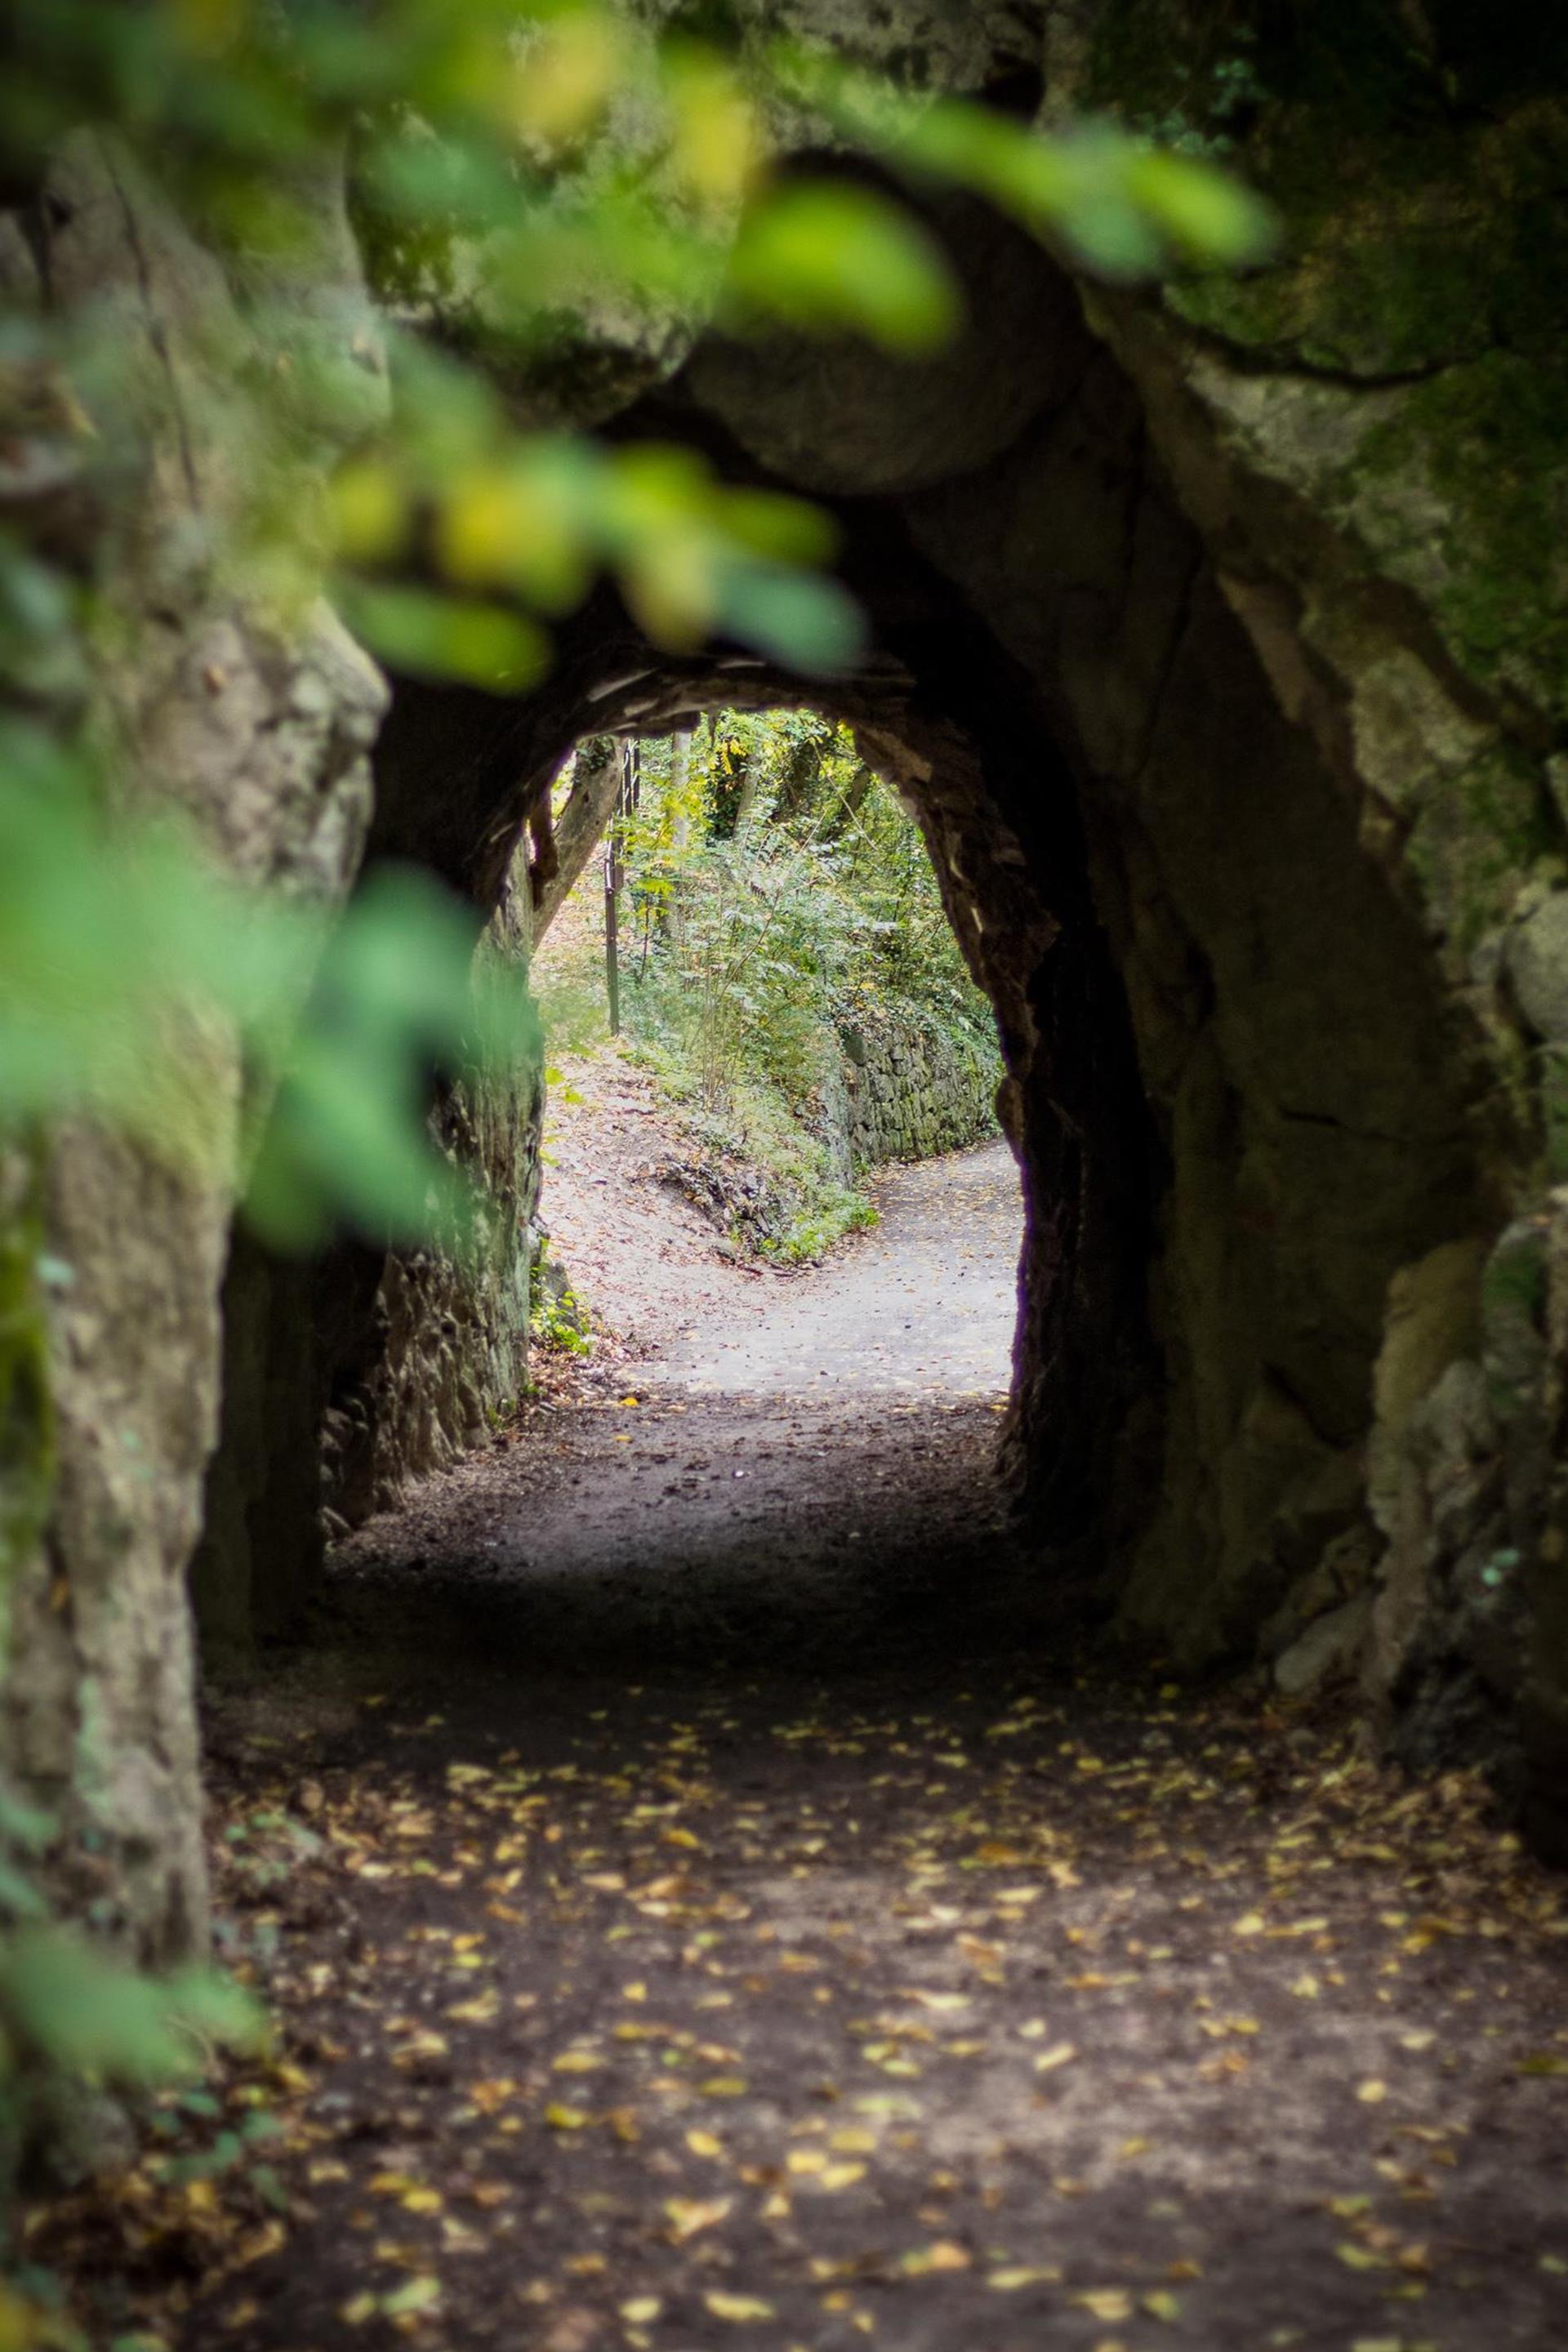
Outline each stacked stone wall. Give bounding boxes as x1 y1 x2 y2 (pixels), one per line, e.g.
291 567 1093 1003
830 1009 1001 1173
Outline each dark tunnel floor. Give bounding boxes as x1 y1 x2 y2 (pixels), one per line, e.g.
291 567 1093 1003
33 1152 1568 2352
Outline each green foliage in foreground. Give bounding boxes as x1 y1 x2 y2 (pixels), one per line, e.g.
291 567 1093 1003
0 725 538 1255
0 1780 266 2229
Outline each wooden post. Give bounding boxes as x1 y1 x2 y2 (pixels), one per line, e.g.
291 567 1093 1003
604 788 621 1038
604 741 639 1036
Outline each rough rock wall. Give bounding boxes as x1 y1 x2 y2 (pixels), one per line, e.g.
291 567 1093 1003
1036 4 1566 1764
193 873 541 1655
831 1007 1000 1174
0 136 386 1958
320 884 541 1532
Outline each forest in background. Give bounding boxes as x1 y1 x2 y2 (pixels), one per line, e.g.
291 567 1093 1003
533 711 1002 1274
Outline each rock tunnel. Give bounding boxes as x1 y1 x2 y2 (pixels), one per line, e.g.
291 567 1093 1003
203 192 1489 1743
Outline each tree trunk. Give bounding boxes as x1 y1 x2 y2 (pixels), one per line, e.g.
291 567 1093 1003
528 737 621 944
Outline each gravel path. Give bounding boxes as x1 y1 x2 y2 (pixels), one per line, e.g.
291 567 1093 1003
651 1142 1018 1401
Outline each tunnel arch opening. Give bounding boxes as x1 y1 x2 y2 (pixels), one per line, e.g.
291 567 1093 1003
197 208 1490 1712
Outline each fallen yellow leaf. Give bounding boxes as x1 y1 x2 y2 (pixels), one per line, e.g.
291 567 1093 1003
665 2196 732 2242
704 2292 775 2322
1076 2289 1133 2322
1034 2042 1078 2074
901 2242 970 2276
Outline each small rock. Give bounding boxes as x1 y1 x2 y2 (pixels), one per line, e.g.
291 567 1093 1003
1506 893 1568 1041
1274 1591 1374 1698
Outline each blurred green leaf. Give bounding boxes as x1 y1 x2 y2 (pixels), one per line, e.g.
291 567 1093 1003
1124 145 1279 265
0 1860 48 1924
336 581 549 692
726 180 959 350
245 864 540 1254
0 1785 55 1855
777 50 1276 278
714 562 865 677
2 1927 265 2086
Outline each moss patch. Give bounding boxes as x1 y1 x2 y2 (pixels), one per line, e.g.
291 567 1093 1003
1352 354 1568 724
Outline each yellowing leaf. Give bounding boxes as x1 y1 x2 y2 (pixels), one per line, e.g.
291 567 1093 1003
1358 2078 1388 2104
1143 2290 1183 2321
987 2265 1062 2290
1034 2042 1078 2074
787 2148 826 2175
1076 2289 1133 2322
620 2299 662 2324
665 2196 732 2241
546 2104 590 2131
381 2277 442 2317
1232 1912 1267 1937
821 2162 866 2189
686 2129 724 2158
704 2292 775 2322
901 2242 970 2276
446 1994 500 2025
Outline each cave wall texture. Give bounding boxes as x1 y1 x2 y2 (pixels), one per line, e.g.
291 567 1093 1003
5 0 1568 1966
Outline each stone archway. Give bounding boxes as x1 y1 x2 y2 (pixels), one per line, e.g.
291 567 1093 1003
205 201 1489 1726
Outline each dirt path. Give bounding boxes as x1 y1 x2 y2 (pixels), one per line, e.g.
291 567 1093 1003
650 1143 1017 1401
33 1143 1568 2352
